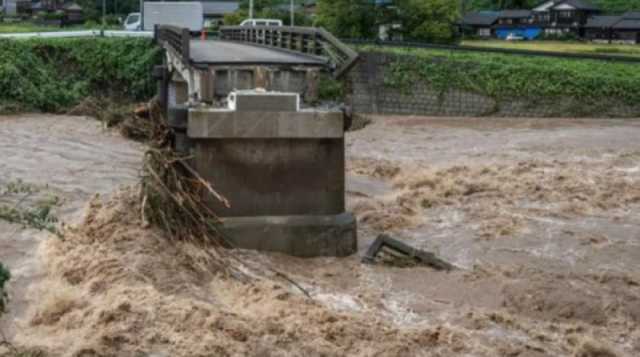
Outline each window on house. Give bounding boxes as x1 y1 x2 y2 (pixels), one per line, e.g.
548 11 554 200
558 11 573 19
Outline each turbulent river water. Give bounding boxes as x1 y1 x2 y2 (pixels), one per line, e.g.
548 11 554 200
1 114 639 356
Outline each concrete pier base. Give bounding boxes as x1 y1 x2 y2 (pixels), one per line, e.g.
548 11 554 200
187 91 357 257
221 213 357 257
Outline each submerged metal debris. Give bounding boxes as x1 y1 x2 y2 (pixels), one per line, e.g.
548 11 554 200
362 234 455 271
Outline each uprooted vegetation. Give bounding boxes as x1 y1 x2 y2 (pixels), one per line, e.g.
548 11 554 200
11 188 620 357
0 180 61 235
9 188 634 356
14 188 458 356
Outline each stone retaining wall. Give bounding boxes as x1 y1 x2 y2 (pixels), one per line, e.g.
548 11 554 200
348 52 640 118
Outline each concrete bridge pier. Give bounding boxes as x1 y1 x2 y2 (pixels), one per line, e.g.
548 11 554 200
186 92 357 257
153 25 361 257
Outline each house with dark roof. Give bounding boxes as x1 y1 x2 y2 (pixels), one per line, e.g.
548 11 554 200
459 12 499 38
532 0 600 36
585 11 640 44
613 11 640 43
460 0 607 40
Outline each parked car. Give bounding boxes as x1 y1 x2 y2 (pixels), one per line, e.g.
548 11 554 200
506 33 525 41
239 19 283 27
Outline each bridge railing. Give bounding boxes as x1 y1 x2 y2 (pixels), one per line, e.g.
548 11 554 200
219 26 359 78
155 25 190 64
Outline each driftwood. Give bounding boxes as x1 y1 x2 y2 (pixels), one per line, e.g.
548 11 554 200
138 99 312 298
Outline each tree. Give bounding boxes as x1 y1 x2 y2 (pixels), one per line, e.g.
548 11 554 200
225 0 313 26
593 0 640 14
396 0 459 43
315 0 379 39
466 0 536 10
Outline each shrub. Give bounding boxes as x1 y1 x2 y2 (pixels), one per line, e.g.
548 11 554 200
0 37 161 112
42 11 65 21
318 74 344 102
0 263 9 314
103 14 122 26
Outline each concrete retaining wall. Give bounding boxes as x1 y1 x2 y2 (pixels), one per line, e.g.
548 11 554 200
348 52 640 118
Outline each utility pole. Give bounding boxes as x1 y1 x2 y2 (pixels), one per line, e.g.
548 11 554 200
290 0 294 26
102 0 106 27
249 0 254 19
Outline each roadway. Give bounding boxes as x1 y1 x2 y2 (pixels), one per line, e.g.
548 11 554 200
189 40 327 66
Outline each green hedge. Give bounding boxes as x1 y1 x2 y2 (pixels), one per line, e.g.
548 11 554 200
0 37 161 112
366 46 640 106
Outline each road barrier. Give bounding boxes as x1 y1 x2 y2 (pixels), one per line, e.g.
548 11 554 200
0 30 153 39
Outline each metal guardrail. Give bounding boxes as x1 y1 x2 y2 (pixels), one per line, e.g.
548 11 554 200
0 30 153 39
154 25 191 64
343 39 640 64
220 26 359 78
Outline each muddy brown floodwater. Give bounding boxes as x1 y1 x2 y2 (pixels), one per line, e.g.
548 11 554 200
0 115 143 340
1 114 639 357
252 116 640 356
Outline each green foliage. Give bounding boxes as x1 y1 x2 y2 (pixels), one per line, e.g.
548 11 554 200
0 199 60 235
224 11 246 26
316 0 378 38
368 46 640 106
318 74 344 102
76 0 139 20
0 180 61 235
225 0 313 26
395 0 459 43
592 0 640 14
0 37 160 113
41 11 65 21
315 0 458 43
466 0 537 11
0 262 8 315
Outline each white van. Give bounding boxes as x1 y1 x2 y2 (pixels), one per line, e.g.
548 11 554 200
240 19 283 27
124 12 142 31
123 2 204 32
